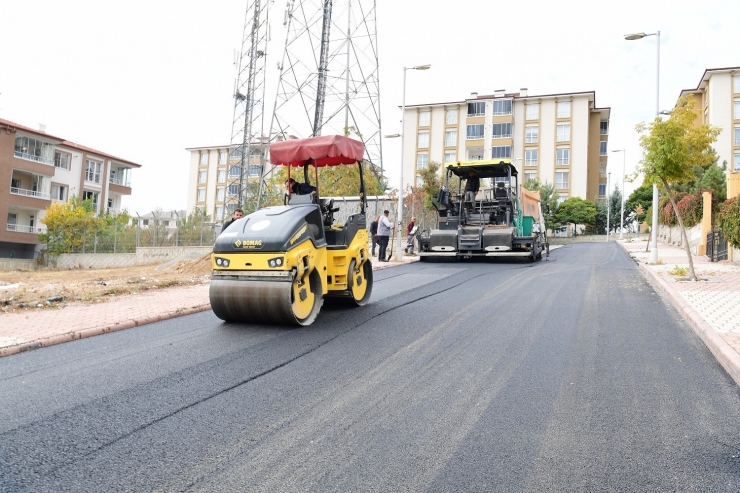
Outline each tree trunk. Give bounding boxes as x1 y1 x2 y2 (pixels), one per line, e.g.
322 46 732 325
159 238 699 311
661 178 697 281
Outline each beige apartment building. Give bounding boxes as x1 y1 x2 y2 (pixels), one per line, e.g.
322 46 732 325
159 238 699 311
185 141 267 225
0 118 141 259
402 89 611 203
677 67 740 198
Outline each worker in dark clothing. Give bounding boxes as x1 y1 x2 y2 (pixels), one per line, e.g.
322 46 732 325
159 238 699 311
464 170 480 203
221 208 244 233
285 178 317 196
369 215 379 256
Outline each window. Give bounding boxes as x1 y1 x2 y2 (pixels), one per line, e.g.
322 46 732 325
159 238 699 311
446 108 458 125
735 152 740 172
51 184 67 201
524 172 537 183
526 103 539 120
735 99 740 120
7 213 17 228
556 147 570 165
14 135 55 164
445 130 457 147
467 101 485 117
469 153 484 160
556 124 570 142
734 125 740 146
107 199 114 210
466 124 484 139
417 131 429 148
216 188 225 201
735 76 740 94
82 191 99 210
525 125 538 143
557 101 571 118
491 146 511 159
493 100 512 115
198 170 207 183
54 151 70 169
600 121 609 135
416 153 429 169
200 152 208 165
525 149 538 167
600 141 608 156
228 184 239 196
598 184 606 197
492 123 512 139
444 152 456 163
197 188 205 201
217 169 226 182
416 175 423 187
248 164 261 177
219 151 227 164
215 206 224 220
555 172 569 190
418 110 430 126
85 160 102 183
229 165 241 177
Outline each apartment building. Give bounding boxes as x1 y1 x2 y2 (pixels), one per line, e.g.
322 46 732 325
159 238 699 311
677 67 740 198
185 140 268 224
0 118 141 259
402 89 611 203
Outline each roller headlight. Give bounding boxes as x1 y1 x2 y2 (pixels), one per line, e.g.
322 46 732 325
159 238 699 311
268 257 284 268
215 257 230 267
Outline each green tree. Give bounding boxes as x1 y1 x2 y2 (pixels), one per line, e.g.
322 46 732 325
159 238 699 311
626 183 653 223
636 95 721 280
38 195 104 254
556 197 597 235
177 208 212 246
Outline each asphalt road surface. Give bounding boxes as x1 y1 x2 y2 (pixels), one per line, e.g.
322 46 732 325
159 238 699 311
2 243 740 492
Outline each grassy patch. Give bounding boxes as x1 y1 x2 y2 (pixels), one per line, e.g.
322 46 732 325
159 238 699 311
668 265 688 276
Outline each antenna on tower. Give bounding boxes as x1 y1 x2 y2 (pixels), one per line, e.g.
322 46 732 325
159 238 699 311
226 0 271 215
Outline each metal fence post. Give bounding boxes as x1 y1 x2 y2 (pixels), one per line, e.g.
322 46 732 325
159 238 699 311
94 231 97 254
82 228 86 254
114 219 118 253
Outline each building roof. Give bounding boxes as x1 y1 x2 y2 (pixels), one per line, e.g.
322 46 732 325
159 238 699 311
404 89 604 109
0 117 142 168
679 66 740 99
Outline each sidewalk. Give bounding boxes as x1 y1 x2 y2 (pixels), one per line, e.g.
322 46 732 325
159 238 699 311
0 254 418 357
618 237 740 386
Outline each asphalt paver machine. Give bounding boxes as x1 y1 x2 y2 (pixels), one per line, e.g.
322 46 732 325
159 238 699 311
418 159 548 261
209 135 373 326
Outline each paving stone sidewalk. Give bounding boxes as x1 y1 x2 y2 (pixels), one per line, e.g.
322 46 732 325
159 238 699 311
0 254 418 357
618 237 740 385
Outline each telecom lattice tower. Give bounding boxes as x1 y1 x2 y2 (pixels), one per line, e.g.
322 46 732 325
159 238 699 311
226 0 270 214
265 0 383 186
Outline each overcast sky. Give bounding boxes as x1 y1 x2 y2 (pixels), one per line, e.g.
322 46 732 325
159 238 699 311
1 0 739 213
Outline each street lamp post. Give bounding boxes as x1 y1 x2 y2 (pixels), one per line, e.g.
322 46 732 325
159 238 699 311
394 64 430 262
612 149 626 239
625 30 660 263
606 172 611 242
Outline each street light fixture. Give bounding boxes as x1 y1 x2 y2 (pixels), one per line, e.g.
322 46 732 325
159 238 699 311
395 64 431 262
625 30 660 263
612 149 626 239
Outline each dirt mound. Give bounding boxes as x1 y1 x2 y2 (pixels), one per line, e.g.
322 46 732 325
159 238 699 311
0 255 213 313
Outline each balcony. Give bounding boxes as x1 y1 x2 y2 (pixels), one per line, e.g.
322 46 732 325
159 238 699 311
10 187 51 200
6 223 47 234
109 175 132 187
14 150 54 166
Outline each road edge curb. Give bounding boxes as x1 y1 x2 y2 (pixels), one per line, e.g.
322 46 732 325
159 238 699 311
0 304 212 358
618 242 740 387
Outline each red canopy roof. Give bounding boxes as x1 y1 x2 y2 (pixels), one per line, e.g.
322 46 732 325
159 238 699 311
269 135 365 167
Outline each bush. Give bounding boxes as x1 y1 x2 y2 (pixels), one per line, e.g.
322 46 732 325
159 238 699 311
676 192 703 228
718 196 740 247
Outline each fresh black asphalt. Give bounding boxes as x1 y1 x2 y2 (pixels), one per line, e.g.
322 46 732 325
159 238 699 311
2 242 740 491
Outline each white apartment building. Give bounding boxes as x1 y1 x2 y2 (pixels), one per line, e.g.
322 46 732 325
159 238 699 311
0 118 141 259
185 141 267 224
402 89 611 203
678 66 740 198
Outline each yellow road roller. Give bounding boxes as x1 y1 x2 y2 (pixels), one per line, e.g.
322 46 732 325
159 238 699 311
209 135 373 326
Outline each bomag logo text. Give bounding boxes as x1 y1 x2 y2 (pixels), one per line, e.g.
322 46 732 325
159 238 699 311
235 239 263 248
290 225 308 245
